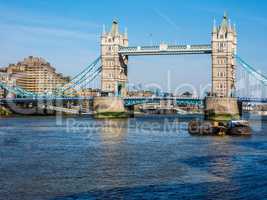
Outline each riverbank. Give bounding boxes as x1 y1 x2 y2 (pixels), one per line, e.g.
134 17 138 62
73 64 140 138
0 106 11 116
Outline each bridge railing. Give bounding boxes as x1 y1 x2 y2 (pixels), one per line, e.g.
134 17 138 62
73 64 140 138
123 96 201 100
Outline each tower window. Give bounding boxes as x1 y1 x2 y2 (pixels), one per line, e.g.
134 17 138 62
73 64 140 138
219 43 224 48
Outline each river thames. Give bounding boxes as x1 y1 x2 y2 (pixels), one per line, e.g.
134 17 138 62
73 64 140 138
0 114 267 200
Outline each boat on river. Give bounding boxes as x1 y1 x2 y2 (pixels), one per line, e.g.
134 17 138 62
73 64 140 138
188 120 252 136
227 120 252 136
188 120 226 136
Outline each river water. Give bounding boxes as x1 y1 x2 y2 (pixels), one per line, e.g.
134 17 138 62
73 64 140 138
0 114 267 200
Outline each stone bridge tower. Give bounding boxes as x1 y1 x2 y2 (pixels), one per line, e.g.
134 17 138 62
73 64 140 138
205 13 240 120
211 13 237 97
101 20 128 96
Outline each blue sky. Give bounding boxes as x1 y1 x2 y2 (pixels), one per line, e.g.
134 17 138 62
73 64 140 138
0 0 267 93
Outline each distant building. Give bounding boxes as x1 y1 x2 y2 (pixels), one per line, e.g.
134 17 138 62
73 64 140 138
77 88 101 97
127 90 154 97
0 56 70 95
0 72 16 98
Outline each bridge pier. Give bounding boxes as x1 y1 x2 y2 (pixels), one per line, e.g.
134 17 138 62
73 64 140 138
204 97 240 121
93 96 127 118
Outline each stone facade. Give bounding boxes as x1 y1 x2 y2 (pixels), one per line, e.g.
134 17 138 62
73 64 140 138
211 13 237 97
101 20 128 96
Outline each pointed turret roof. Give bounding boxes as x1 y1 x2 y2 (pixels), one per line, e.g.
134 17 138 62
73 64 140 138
228 18 232 32
213 18 217 33
219 12 229 32
102 24 106 34
110 20 119 36
233 23 237 34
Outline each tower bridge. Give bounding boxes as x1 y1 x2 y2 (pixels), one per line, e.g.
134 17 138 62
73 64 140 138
101 13 237 99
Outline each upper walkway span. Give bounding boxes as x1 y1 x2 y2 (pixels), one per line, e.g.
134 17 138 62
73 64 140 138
118 44 212 56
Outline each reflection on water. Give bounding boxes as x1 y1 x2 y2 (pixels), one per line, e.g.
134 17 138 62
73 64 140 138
99 119 128 141
0 114 267 200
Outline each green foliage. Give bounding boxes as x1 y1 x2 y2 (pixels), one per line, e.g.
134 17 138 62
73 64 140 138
94 112 128 119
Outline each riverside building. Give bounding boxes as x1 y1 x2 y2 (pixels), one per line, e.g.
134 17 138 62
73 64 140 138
0 56 70 95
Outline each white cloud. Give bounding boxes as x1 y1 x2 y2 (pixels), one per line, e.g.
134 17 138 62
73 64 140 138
153 8 181 31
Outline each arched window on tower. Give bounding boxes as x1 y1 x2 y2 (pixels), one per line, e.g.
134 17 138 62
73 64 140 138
218 43 224 52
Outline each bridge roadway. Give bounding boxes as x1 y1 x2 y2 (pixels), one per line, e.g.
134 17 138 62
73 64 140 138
0 97 267 105
123 97 203 106
124 97 267 105
38 105 81 114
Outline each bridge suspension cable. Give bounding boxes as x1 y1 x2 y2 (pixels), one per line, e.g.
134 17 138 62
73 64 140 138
63 65 102 96
79 67 102 90
55 56 101 96
235 55 267 86
0 81 37 98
